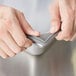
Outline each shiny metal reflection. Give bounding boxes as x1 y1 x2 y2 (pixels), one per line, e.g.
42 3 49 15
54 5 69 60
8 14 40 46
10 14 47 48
25 32 58 56
28 32 59 47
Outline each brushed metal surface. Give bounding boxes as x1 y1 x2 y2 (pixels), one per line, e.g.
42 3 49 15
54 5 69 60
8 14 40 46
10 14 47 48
27 32 59 47
26 32 58 55
0 41 76 76
0 0 76 76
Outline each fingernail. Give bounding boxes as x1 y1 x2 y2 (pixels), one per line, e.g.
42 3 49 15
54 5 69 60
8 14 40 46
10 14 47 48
34 31 40 36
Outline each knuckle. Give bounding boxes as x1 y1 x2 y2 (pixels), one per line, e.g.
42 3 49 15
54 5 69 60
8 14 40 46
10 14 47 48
4 8 15 20
6 7 14 13
6 20 13 31
0 29 7 38
0 19 13 34
5 19 12 25
3 19 13 30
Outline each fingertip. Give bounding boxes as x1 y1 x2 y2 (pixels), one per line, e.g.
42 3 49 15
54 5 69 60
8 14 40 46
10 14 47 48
55 36 62 40
55 32 63 40
33 31 40 36
29 30 40 36
50 26 56 33
50 25 59 33
50 19 60 33
2 55 9 59
26 29 40 37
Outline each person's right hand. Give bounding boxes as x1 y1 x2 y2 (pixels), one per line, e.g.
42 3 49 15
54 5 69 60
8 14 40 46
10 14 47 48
0 5 39 59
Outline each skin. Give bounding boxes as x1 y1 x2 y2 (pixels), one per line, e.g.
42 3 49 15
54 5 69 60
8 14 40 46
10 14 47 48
50 0 76 41
0 5 40 58
0 0 76 58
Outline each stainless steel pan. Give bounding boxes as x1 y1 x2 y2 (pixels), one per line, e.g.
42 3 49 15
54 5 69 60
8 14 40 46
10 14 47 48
25 31 59 56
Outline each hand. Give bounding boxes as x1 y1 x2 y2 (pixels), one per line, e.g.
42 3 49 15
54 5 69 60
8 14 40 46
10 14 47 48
0 5 40 59
50 0 76 41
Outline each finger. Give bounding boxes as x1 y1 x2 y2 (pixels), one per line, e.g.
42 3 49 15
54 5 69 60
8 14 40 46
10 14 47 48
24 38 32 48
0 48 8 59
56 19 74 40
50 1 61 33
15 10 40 36
55 0 75 40
8 16 32 47
2 32 21 54
8 17 26 47
0 40 15 57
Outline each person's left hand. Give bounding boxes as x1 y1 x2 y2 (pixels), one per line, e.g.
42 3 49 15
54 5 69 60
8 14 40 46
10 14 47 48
49 0 76 41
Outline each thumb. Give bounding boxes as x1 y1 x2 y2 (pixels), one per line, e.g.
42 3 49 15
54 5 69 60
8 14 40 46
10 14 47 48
49 1 61 33
15 10 40 36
